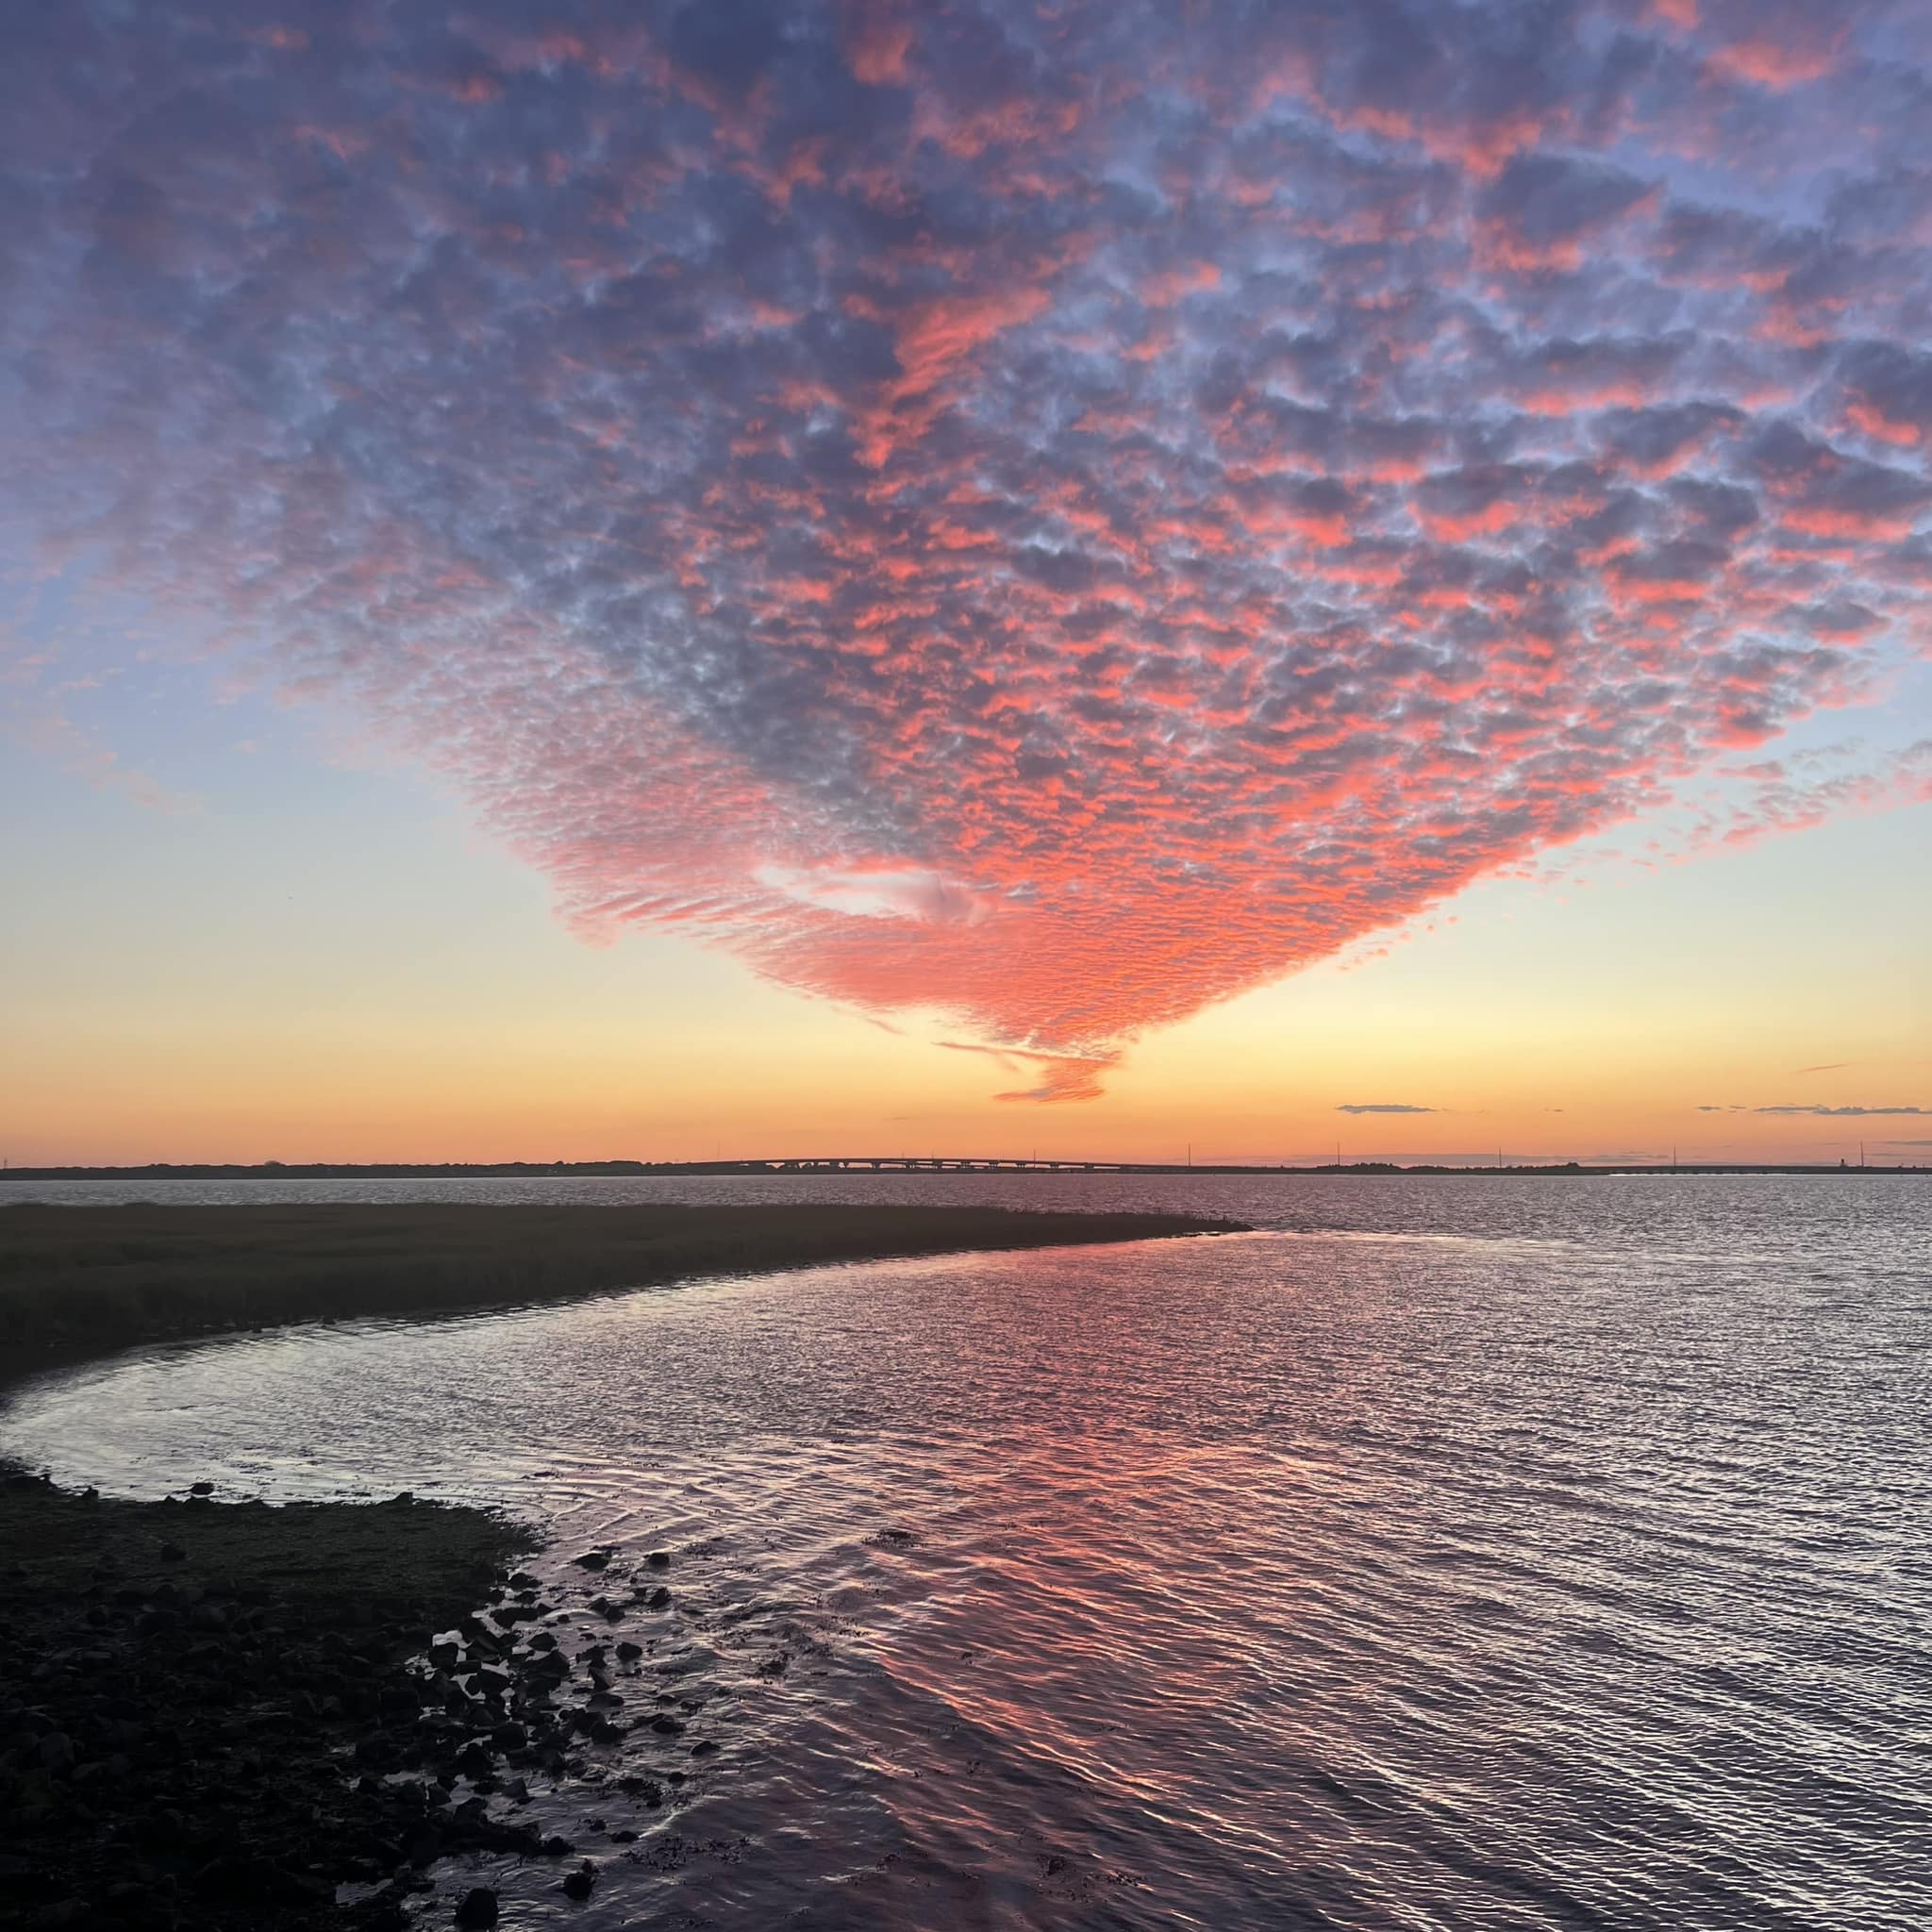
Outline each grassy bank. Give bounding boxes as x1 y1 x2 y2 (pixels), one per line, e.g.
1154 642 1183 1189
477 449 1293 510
0 1200 1241 1374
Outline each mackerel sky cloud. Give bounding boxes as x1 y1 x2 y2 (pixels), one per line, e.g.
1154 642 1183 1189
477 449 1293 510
5 1 1931 1100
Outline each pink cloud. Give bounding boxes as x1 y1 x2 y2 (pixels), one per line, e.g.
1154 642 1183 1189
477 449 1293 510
3 0 1929 1098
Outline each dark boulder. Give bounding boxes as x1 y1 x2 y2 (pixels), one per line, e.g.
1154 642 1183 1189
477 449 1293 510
455 1886 500 1927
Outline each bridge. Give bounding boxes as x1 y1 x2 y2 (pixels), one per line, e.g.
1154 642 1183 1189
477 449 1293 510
643 1156 1174 1174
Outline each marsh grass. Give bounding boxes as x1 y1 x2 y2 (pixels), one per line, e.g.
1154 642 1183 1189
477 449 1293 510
0 1201 1240 1369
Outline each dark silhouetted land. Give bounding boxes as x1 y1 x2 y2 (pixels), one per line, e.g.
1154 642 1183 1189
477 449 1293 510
0 1200 1241 1372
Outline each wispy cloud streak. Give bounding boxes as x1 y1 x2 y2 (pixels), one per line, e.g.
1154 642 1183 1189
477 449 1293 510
1699 1103 1928 1116
3 1 1930 1092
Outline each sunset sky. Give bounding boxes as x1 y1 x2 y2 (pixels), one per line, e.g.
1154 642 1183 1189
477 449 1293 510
3 0 1929 1166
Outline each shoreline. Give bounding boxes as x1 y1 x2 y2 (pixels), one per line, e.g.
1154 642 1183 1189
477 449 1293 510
0 1200 1241 1383
0 1202 1241 1931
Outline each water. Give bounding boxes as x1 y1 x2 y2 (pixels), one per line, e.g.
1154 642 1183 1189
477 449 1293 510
4 1175 1928 1929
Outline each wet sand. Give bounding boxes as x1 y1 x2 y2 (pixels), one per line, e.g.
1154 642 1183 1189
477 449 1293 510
0 1203 1240 1930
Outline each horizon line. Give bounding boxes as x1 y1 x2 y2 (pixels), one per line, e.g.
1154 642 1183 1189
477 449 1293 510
3 1156 1924 1180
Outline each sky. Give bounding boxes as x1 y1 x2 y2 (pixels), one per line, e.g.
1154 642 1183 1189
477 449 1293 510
2 0 1929 1166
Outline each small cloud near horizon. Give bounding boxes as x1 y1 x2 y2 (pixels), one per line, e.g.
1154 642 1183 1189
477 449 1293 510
1794 1062 1849 1074
1754 1104 1928 1117
1699 1103 1926 1117
1337 1103 1437 1115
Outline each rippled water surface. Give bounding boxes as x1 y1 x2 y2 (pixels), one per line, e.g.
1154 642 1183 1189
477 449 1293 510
5 1175 1929 1930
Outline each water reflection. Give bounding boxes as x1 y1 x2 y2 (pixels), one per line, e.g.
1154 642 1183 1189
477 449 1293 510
4 1186 1929 1930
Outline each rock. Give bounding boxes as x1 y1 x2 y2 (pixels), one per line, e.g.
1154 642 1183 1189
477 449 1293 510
644 1551 671 1569
188 1482 214 1496
615 1641 642 1662
38 1732 75 1773
541 1834 575 1857
158 1542 186 1563
454 1887 500 1928
561 1860 597 1900
643 1587 671 1610
649 1714 684 1736
572 1550 612 1572
25 1901 88 1929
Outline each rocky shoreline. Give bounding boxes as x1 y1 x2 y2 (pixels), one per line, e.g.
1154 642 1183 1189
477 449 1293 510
0 1468 599 1929
0 1469 756 1929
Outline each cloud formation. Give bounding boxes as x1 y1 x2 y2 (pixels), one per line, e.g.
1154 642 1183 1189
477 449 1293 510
1755 1104 1929 1117
1699 1104 1929 1116
3 1 1930 1095
1337 1103 1437 1115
